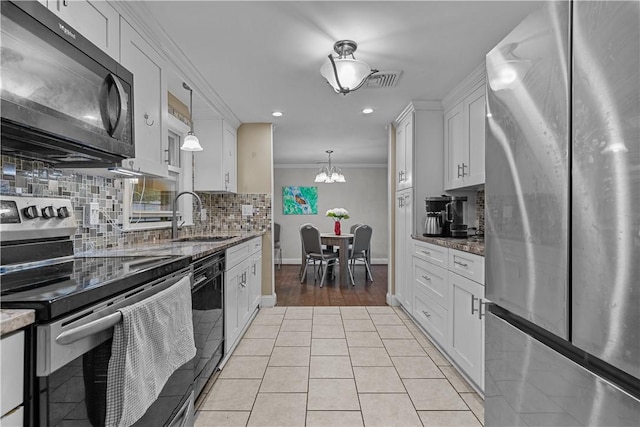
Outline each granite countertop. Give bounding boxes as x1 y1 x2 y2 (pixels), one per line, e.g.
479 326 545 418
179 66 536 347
76 231 266 261
412 234 485 256
1 309 35 336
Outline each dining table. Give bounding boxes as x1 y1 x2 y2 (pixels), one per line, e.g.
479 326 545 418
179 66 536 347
320 232 353 285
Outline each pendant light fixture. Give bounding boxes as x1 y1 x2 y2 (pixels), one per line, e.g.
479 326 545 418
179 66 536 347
180 82 203 151
320 40 378 95
315 150 346 183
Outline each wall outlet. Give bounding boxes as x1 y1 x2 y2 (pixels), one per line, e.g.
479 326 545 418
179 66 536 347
242 204 253 216
200 208 207 221
84 202 99 227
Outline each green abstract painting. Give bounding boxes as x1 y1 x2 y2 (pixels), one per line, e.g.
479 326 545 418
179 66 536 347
283 186 318 215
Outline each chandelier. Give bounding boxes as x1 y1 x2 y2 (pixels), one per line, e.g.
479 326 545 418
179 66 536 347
315 150 346 183
320 40 378 95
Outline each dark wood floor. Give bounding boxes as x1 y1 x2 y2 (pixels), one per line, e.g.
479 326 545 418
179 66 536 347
274 263 388 306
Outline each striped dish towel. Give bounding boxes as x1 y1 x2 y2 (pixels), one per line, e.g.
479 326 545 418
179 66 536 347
105 275 195 427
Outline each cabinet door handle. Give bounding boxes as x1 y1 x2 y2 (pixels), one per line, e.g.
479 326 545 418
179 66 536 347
454 260 469 268
422 275 431 282
63 0 68 6
253 263 256 275
457 164 462 178
462 163 468 177
471 294 479 315
479 300 490 320
421 250 431 256
422 310 431 318
398 197 404 208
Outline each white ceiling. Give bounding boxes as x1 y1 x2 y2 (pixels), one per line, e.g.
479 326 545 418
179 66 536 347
143 1 541 166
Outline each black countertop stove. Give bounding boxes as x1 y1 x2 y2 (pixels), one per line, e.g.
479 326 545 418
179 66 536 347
1 255 191 321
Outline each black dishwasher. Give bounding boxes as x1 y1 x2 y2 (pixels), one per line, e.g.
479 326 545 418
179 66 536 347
191 252 225 398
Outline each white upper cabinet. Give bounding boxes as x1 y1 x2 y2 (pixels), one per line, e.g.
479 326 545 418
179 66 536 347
119 18 168 177
443 63 486 190
194 119 237 193
395 113 413 190
46 0 119 59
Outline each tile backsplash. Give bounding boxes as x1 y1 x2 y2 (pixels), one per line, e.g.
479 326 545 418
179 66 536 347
1 155 271 253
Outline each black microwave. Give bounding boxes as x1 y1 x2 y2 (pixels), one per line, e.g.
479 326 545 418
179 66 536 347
0 1 135 167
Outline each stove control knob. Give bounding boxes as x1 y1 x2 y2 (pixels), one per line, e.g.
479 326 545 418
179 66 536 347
23 205 40 219
57 206 71 219
41 206 56 219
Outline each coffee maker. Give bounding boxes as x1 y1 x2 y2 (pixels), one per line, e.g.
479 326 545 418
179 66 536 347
423 195 468 237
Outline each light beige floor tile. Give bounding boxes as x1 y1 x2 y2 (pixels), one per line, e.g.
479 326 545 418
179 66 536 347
346 331 384 347
365 306 395 314
284 307 313 320
392 356 444 379
403 379 468 410
280 318 312 332
403 320 421 332
375 325 415 339
369 314 404 326
349 347 393 366
359 393 422 427
311 338 349 356
310 356 354 378
200 379 261 410
343 319 376 332
260 306 287 315
243 325 280 339
247 393 307 427
441 366 474 392
418 410 482 427
275 331 312 347
195 411 251 427
461 392 485 425
306 411 364 427
313 315 341 326
307 379 360 411
412 331 436 349
353 366 405 393
259 366 309 393
393 307 411 320
251 314 283 326
219 356 269 379
233 339 275 356
312 325 346 339
382 339 427 356
314 306 341 315
340 307 371 319
268 346 311 366
424 345 452 366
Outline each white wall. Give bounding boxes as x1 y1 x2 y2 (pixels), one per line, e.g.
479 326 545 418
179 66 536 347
274 166 388 264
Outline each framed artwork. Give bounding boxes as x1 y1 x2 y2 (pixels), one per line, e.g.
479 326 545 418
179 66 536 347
283 186 318 215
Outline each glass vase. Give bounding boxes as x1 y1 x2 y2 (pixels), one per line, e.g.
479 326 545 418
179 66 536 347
334 220 341 235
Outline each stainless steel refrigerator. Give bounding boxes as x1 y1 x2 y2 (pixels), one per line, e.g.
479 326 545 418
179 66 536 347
485 1 640 425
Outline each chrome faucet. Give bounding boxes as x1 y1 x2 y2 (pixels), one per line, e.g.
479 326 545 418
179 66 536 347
171 191 203 239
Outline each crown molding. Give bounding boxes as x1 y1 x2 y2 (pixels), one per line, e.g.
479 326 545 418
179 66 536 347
393 100 442 126
441 60 486 112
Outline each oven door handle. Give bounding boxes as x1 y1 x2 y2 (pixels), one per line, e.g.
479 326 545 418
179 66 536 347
55 272 188 346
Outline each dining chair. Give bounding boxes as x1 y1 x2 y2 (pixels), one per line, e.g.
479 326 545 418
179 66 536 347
300 223 339 287
348 224 373 285
274 223 282 270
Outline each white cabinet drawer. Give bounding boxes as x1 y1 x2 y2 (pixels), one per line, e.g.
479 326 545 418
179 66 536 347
1 406 23 427
413 257 448 309
413 289 447 345
412 240 448 268
249 237 262 254
449 249 484 285
1 331 24 418
226 241 251 270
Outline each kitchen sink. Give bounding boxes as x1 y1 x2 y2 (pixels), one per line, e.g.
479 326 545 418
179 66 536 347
172 236 238 243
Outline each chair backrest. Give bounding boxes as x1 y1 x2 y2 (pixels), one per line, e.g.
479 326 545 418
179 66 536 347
274 223 281 243
300 223 322 255
350 223 362 234
352 225 372 255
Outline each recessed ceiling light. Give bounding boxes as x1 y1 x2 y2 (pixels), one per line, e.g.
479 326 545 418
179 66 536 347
362 108 374 114
272 111 284 117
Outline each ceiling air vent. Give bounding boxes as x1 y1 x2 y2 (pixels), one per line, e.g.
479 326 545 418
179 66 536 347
364 71 403 89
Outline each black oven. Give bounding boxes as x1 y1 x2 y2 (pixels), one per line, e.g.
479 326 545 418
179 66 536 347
191 252 225 398
0 0 135 167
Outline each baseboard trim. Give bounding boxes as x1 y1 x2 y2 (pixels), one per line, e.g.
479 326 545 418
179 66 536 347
261 293 277 307
387 293 400 306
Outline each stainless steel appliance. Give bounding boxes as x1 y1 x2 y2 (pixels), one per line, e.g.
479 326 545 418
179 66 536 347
423 195 468 237
191 252 225 398
485 1 640 425
0 1 135 167
0 196 194 427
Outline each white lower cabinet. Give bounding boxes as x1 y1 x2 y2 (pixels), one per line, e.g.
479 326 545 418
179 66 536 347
225 237 262 353
395 189 413 310
1 331 24 426
448 271 485 390
410 240 485 392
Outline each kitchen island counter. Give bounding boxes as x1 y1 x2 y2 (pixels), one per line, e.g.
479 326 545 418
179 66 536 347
412 234 484 256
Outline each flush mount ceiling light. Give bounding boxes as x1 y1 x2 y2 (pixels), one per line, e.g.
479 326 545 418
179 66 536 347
320 40 379 95
314 150 346 183
181 82 203 151
362 107 374 114
272 111 284 117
